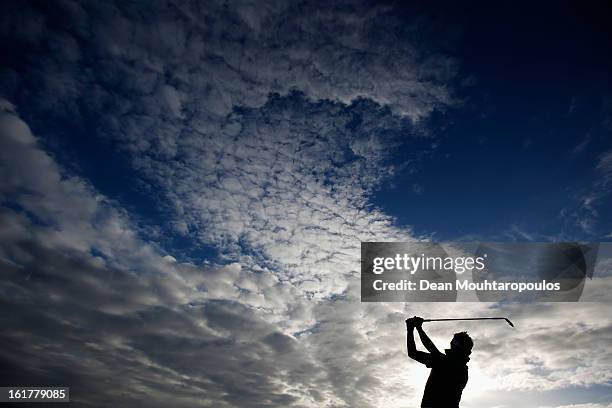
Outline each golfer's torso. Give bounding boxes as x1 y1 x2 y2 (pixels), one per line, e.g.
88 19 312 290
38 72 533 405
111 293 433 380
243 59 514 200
421 359 468 408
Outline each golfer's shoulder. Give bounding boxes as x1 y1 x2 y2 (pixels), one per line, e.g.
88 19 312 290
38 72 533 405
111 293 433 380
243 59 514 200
430 350 446 363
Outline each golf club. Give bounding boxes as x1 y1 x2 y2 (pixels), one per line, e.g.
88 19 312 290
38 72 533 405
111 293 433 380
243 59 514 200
422 317 514 327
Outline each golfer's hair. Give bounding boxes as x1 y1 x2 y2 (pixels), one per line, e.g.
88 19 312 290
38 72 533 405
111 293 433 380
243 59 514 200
452 331 473 351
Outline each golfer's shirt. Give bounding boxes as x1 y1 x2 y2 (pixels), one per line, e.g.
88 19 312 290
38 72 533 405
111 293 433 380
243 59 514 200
420 349 469 408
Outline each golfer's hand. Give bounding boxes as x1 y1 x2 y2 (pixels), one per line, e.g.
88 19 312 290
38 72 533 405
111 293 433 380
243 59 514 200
405 316 424 329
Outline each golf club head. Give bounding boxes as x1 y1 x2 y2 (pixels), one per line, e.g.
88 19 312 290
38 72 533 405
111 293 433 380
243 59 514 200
504 318 515 327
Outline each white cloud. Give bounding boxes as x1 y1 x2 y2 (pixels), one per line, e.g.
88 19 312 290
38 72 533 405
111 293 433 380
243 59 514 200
597 150 612 174
558 148 612 236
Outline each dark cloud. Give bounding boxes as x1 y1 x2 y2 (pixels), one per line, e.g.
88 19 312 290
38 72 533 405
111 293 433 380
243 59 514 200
0 0 456 128
0 232 327 408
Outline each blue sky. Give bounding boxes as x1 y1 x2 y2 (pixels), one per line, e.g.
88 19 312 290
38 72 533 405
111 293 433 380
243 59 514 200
373 1 612 241
1 1 612 407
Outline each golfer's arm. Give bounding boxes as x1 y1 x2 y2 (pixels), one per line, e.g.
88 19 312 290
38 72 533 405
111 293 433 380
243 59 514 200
417 326 441 354
406 326 418 357
407 327 430 363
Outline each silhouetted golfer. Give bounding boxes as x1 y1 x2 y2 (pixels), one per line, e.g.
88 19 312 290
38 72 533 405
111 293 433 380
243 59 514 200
406 316 473 408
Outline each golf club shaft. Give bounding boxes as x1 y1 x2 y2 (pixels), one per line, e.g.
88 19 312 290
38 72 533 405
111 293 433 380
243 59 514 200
422 317 514 327
424 318 504 322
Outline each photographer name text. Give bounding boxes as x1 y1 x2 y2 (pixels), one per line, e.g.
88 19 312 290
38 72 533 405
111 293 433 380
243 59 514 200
372 279 561 292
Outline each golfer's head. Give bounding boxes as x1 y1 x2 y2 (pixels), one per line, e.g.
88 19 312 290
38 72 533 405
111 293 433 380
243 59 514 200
451 331 473 355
